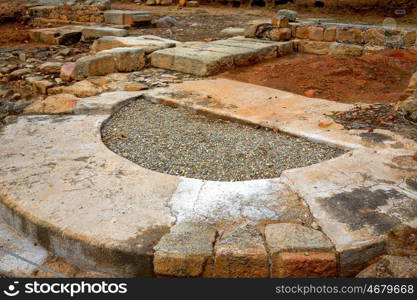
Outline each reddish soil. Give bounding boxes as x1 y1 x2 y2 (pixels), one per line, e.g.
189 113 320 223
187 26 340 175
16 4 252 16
221 50 417 104
0 23 31 46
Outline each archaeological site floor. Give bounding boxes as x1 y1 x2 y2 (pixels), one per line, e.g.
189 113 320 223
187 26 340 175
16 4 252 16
0 2 416 278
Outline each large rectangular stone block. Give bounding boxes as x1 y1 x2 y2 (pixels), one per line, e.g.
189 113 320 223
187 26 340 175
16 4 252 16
97 47 145 72
265 223 337 278
29 26 84 45
150 47 234 76
214 225 269 278
153 223 217 277
74 54 117 80
82 27 128 40
297 40 331 55
181 42 268 67
74 46 145 79
329 43 363 56
104 10 152 25
92 36 177 53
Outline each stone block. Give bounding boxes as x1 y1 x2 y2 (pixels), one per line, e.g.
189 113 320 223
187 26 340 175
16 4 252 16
214 225 269 278
82 27 129 40
269 28 292 41
271 15 289 28
91 36 177 53
277 9 298 22
308 26 324 41
38 62 63 74
97 47 146 72
219 27 245 38
29 26 83 45
364 28 385 46
104 10 152 25
150 47 234 76
60 62 76 81
32 80 54 95
336 28 364 44
298 40 331 55
324 27 337 42
403 31 417 49
74 54 117 80
153 223 217 277
295 25 309 39
265 223 336 278
329 43 363 56
244 19 272 38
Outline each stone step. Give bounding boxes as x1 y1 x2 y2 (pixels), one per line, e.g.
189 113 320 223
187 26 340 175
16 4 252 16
29 26 84 45
82 27 129 40
92 36 179 53
104 10 153 26
0 217 48 277
74 47 146 79
150 39 293 76
150 47 235 76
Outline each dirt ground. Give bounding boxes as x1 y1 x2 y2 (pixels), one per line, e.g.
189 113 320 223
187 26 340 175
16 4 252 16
221 50 417 104
331 104 417 143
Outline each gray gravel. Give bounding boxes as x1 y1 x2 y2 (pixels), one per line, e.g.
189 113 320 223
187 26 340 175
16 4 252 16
102 100 345 181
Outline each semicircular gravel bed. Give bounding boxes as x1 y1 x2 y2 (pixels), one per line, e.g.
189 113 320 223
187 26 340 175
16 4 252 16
101 99 345 181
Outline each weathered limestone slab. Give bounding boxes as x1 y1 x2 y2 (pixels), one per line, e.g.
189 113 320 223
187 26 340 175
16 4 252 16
214 224 269 278
297 40 331 55
148 79 417 151
0 114 180 276
265 223 334 254
150 47 234 76
282 148 417 276
29 26 84 45
219 27 244 38
97 47 146 72
169 178 313 225
265 223 336 277
179 42 271 67
329 42 363 56
227 37 294 56
23 93 81 114
92 36 178 53
153 223 217 277
82 26 129 40
74 54 117 79
74 47 145 79
74 91 144 115
150 38 294 76
0 217 49 277
103 10 152 26
212 39 280 59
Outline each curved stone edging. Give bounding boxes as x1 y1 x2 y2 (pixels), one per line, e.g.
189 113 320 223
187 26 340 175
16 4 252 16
1 83 416 277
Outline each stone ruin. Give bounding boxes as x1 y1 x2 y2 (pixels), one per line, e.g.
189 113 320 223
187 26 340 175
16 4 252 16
0 1 417 278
